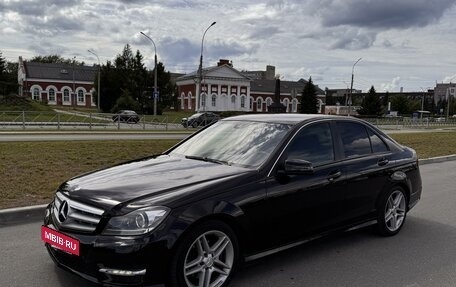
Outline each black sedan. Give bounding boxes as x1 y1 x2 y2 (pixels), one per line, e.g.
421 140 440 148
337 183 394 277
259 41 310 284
42 114 422 287
181 112 220 128
112 110 140 123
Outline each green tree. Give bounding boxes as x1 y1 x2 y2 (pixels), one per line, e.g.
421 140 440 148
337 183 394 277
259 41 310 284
30 54 85 65
97 44 175 114
0 52 19 97
99 45 148 113
390 94 417 115
0 52 6 78
359 86 382 116
111 89 139 112
300 77 318 114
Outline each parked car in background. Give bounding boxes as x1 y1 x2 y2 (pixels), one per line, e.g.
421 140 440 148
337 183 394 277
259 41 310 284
112 110 140 123
41 114 422 287
435 117 446 122
181 112 220 128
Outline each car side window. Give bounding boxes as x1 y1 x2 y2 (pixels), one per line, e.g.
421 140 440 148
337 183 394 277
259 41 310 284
286 122 334 166
337 122 372 158
368 129 389 153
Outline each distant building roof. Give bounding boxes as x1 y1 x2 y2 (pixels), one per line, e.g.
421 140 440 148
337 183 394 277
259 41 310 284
24 62 97 82
251 79 325 95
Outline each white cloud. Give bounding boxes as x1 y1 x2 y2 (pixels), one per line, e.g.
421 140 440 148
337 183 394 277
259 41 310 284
2 0 456 92
443 74 456 83
380 76 402 92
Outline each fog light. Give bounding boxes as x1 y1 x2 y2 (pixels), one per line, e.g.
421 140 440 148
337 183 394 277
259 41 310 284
99 268 146 276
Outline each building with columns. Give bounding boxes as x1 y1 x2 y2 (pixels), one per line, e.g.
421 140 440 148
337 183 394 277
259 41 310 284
176 59 326 113
18 57 97 108
176 59 252 112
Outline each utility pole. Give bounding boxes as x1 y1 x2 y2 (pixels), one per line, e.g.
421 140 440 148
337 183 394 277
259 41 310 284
348 58 362 116
88 50 101 111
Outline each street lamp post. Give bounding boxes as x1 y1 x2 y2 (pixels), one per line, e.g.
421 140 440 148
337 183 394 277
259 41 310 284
420 87 430 120
140 32 158 117
72 56 76 108
348 57 362 116
88 50 101 111
197 21 216 112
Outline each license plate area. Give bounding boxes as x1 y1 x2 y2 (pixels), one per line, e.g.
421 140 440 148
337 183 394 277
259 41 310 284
41 225 80 256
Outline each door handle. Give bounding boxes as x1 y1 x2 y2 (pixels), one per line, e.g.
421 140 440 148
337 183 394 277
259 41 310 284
327 170 342 182
378 158 389 166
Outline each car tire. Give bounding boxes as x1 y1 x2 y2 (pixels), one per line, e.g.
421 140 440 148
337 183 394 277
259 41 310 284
192 122 198 128
169 220 239 287
376 187 407 236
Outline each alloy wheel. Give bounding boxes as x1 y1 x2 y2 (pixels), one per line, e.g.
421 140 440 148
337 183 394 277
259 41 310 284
384 190 406 232
183 230 234 287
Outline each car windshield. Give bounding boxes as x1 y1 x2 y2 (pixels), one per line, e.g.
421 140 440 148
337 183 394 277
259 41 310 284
170 120 292 168
188 113 203 119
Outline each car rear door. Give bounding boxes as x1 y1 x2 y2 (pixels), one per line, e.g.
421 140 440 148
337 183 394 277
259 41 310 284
334 121 392 222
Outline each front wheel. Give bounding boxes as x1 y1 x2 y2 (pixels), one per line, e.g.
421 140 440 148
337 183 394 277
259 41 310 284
376 187 407 236
169 220 239 287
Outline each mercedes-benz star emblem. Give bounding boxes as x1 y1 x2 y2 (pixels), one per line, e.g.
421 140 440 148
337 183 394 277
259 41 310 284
58 201 69 222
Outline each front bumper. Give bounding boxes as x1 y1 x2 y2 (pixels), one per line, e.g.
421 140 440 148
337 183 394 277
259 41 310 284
43 204 171 286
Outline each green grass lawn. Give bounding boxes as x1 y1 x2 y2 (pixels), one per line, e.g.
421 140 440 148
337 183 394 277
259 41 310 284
0 140 178 209
0 131 455 209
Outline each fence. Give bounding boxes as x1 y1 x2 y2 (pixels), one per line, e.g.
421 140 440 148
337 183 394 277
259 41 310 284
0 111 194 131
363 117 456 130
0 111 455 131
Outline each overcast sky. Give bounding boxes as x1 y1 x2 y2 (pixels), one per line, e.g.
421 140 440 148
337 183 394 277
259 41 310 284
2 0 456 92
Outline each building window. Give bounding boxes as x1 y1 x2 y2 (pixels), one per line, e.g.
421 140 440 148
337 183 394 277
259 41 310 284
249 97 253 110
48 88 56 102
231 95 236 104
181 92 185 109
63 89 70 102
77 90 84 103
33 88 40 101
211 94 217 107
201 94 206 107
257 98 263 111
241 96 246 108
266 98 272 111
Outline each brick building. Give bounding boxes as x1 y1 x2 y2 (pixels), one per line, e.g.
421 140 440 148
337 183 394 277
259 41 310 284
18 57 97 107
176 59 325 113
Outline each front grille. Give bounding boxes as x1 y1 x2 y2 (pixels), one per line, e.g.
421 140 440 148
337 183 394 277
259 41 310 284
52 191 105 233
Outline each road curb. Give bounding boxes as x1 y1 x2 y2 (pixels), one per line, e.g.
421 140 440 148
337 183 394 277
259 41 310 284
419 154 456 165
0 204 46 226
1 155 456 226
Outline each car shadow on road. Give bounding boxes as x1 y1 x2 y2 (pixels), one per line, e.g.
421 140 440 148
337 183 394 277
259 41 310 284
53 265 99 287
231 216 456 287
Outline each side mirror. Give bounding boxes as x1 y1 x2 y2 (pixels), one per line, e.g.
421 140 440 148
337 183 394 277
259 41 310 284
283 158 314 175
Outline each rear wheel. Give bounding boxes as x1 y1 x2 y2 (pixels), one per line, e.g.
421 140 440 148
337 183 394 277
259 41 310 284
376 187 407 236
169 220 239 287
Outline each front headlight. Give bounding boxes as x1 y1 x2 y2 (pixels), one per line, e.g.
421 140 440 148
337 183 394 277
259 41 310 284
102 206 170 236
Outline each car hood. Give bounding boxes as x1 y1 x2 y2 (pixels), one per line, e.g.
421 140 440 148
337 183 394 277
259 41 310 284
60 155 252 211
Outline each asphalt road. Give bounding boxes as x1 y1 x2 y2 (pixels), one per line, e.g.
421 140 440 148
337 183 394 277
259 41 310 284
1 161 455 287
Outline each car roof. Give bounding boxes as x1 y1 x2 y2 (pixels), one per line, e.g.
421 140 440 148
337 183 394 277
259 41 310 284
222 114 355 125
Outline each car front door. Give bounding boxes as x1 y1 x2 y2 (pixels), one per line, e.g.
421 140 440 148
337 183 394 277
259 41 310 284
265 121 348 246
